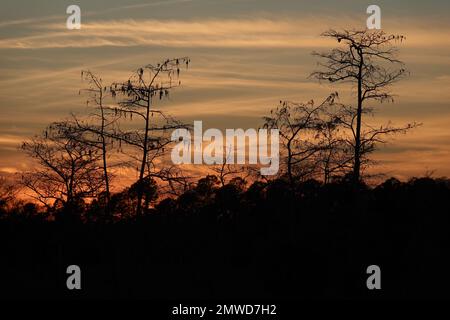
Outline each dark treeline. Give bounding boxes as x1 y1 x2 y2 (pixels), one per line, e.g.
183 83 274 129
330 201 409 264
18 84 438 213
1 175 450 299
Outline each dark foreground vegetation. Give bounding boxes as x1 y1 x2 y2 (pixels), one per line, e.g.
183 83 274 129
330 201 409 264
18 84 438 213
1 175 449 299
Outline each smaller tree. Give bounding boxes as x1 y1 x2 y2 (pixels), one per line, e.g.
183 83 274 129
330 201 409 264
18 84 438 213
0 175 20 215
21 121 104 213
150 165 196 197
195 175 220 198
264 93 339 184
129 176 158 213
314 111 353 183
210 145 252 187
0 176 18 204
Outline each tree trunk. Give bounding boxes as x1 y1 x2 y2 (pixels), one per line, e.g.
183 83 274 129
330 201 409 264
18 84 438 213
136 94 151 216
99 91 111 212
287 140 293 186
353 57 363 185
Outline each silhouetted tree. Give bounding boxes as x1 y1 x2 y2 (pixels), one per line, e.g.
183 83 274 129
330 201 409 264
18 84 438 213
129 176 158 213
0 176 19 211
264 93 339 184
311 29 418 183
21 122 104 214
76 70 119 208
210 145 252 187
315 104 354 183
108 58 190 215
108 188 135 220
146 165 196 197
195 175 220 198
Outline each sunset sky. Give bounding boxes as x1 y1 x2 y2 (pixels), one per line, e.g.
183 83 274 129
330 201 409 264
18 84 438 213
1 0 450 182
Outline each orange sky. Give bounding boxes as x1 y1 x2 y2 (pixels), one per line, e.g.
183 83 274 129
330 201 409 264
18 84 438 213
1 0 450 185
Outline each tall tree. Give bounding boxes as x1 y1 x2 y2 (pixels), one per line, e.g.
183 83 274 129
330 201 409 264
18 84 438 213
77 70 117 208
310 29 417 183
109 58 190 215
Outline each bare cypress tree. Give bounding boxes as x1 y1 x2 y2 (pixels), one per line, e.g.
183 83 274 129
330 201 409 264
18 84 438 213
77 70 116 207
210 145 252 187
21 121 104 212
310 30 418 183
315 107 354 183
264 93 338 184
109 58 190 215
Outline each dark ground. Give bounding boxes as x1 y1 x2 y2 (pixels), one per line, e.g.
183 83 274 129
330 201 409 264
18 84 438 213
1 176 450 300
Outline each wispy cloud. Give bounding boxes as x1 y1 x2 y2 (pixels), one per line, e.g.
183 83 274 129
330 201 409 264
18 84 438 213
0 18 332 49
1 16 449 50
0 0 196 29
0 15 61 28
116 0 195 10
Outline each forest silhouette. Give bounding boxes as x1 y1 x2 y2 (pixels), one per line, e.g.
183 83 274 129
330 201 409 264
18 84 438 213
1 175 450 299
0 29 449 299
